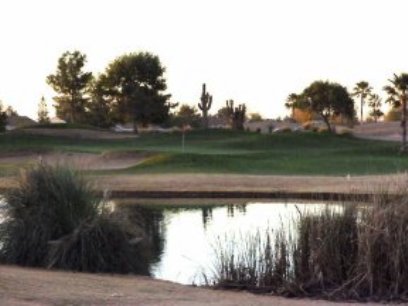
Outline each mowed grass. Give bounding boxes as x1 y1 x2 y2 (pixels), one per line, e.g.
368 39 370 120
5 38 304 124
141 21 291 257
0 129 408 176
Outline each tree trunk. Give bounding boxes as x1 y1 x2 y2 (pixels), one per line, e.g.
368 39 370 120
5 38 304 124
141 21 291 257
402 97 407 152
202 111 208 129
322 115 332 132
133 120 139 134
360 96 364 124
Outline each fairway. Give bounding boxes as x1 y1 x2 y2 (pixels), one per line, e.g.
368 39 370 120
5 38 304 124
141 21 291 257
0 129 407 176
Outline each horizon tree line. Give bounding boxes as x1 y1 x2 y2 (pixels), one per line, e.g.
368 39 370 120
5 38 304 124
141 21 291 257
46 51 248 132
1 48 407 149
286 74 408 151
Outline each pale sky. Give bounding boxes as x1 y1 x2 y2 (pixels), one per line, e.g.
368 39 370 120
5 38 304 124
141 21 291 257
1 0 408 120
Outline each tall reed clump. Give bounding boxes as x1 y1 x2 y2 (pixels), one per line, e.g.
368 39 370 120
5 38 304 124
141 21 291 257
0 163 149 275
210 196 408 301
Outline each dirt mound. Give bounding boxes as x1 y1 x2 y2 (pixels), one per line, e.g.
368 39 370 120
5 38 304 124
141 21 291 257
0 151 149 171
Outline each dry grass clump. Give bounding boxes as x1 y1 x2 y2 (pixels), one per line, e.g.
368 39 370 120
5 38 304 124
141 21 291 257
210 190 408 301
0 163 150 275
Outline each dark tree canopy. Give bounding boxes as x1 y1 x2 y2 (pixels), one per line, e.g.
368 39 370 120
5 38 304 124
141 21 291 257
383 73 408 152
99 52 173 132
367 94 383 123
0 102 7 132
172 104 201 128
217 106 231 122
47 51 93 123
294 81 355 131
86 77 114 128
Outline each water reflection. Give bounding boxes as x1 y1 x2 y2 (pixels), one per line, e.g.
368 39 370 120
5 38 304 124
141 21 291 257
201 207 213 229
117 201 335 285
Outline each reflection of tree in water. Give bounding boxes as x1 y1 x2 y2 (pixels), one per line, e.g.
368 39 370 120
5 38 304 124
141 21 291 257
236 204 247 214
227 205 235 217
201 207 213 229
227 204 247 217
115 205 165 268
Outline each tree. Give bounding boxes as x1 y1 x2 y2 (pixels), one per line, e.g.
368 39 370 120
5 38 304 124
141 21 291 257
172 104 201 128
100 52 173 133
87 77 114 128
0 102 7 132
217 106 231 123
367 94 383 123
249 112 263 122
5 106 17 117
37 96 50 124
295 81 355 132
285 93 316 123
352 81 372 123
47 51 93 123
383 73 408 152
285 93 299 119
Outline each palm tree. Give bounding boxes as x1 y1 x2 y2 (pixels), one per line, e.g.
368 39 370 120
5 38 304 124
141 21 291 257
352 81 372 123
367 93 383 123
383 73 408 152
285 93 299 119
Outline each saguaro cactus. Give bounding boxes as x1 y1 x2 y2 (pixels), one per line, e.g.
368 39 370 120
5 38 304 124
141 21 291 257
226 100 246 130
198 83 213 129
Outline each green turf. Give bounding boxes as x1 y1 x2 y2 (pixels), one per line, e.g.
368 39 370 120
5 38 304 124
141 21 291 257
0 129 407 176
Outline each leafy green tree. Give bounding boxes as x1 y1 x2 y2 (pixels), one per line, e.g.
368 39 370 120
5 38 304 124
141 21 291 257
383 73 408 152
248 112 263 122
216 106 231 123
295 81 355 132
37 96 50 124
172 104 201 128
367 93 383 123
47 51 93 123
352 81 372 123
100 52 173 133
0 102 7 132
87 77 113 128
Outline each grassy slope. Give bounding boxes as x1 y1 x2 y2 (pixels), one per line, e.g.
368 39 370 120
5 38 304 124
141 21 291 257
0 129 407 176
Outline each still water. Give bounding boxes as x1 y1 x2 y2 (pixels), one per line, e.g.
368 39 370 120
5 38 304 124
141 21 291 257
122 201 336 285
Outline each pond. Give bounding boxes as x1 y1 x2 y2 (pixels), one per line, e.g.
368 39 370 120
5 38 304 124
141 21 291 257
119 201 340 285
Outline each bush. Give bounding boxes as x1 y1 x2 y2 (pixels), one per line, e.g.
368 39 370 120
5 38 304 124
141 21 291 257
0 163 149 274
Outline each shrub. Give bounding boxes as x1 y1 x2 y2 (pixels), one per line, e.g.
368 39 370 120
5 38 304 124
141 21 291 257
0 163 149 274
